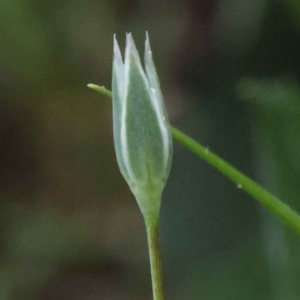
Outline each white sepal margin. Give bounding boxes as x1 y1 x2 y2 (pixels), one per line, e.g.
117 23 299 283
112 32 173 218
144 32 172 177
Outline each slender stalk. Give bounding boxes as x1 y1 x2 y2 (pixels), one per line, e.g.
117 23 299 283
88 83 300 235
171 127 300 236
145 219 164 300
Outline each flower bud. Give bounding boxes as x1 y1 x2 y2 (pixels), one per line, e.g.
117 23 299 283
112 33 172 221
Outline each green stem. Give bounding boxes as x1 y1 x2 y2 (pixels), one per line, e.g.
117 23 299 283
88 83 300 236
145 220 164 300
171 127 300 236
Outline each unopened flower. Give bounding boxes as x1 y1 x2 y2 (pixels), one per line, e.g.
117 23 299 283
112 33 172 221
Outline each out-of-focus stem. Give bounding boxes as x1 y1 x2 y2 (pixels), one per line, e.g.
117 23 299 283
145 219 164 300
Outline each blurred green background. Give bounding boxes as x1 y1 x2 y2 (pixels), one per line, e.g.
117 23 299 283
1 0 300 299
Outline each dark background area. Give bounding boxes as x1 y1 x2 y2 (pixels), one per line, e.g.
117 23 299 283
1 0 300 299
